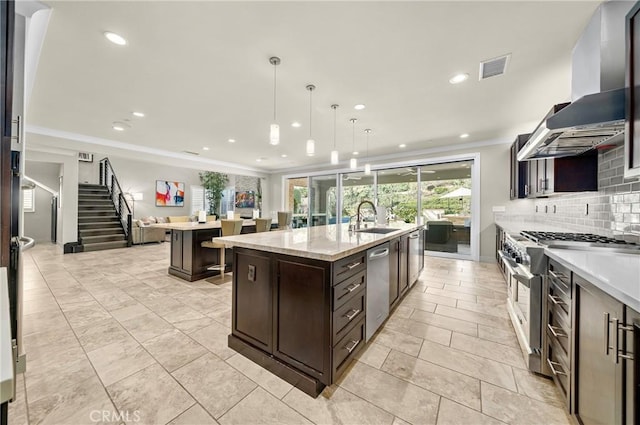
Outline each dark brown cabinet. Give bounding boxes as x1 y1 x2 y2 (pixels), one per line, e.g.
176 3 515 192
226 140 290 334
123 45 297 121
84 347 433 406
510 134 530 199
526 152 598 198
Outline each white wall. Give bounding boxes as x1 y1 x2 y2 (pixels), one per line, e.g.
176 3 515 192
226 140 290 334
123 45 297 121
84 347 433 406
268 142 512 262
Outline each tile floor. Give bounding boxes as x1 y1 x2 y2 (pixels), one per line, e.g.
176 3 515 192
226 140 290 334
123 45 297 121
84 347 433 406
8 242 570 425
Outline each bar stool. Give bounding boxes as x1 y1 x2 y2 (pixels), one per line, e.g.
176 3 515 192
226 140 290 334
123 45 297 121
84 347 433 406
255 218 272 233
201 219 243 283
277 211 292 230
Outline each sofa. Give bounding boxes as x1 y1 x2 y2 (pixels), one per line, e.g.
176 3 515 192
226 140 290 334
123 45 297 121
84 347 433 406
133 217 167 244
425 221 458 253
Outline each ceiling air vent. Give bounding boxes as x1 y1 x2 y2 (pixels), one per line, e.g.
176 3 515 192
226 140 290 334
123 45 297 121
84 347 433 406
479 54 510 80
182 150 200 156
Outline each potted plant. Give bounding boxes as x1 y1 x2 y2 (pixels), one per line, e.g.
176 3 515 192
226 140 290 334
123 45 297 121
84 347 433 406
199 171 228 217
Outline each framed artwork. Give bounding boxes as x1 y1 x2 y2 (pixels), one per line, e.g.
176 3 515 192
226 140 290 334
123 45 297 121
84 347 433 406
235 190 255 208
156 180 185 206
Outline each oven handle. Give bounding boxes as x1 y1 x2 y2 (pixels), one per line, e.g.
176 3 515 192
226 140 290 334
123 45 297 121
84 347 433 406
498 250 534 287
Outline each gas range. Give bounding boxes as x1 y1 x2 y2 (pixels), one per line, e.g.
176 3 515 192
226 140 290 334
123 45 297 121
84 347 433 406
520 231 640 254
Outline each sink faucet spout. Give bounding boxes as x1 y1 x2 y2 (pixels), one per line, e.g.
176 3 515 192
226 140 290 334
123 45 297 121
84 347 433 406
356 200 377 230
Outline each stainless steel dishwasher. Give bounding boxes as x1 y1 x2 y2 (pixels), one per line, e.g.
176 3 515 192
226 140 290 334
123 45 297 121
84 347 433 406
366 242 390 341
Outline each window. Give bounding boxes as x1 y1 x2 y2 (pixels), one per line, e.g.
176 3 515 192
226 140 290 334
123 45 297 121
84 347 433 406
190 185 209 215
23 188 35 212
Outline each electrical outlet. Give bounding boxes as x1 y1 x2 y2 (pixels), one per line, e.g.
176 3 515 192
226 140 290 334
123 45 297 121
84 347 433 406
248 264 256 282
553 205 557 214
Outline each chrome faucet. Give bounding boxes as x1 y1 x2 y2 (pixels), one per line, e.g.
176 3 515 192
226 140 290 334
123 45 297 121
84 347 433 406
356 200 377 230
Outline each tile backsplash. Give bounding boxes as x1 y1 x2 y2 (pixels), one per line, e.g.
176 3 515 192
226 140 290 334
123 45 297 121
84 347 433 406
532 145 640 243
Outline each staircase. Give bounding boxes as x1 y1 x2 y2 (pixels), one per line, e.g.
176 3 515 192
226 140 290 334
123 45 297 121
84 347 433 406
77 183 129 252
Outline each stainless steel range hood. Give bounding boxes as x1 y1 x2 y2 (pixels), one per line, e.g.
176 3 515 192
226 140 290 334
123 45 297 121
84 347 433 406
517 88 625 161
517 2 630 161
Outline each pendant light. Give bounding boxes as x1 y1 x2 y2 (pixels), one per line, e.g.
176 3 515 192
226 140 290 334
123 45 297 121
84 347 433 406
330 104 339 164
269 57 281 145
306 84 316 156
349 118 358 169
364 129 372 175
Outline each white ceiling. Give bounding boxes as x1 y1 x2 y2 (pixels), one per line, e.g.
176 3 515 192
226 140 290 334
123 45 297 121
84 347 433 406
27 1 601 173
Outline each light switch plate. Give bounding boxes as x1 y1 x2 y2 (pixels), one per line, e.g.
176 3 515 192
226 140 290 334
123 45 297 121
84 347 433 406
492 206 506 212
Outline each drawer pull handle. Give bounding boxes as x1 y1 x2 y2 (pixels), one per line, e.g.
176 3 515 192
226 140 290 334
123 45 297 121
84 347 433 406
344 309 360 321
546 359 567 376
548 295 566 307
548 270 568 283
604 312 611 356
345 283 361 293
547 324 566 338
345 261 361 270
344 339 360 353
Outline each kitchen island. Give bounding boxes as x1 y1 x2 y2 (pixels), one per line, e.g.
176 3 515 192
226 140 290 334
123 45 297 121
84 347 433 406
217 223 424 396
152 220 275 281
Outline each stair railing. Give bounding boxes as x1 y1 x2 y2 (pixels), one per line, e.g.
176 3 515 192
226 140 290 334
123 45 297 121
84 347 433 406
99 158 132 246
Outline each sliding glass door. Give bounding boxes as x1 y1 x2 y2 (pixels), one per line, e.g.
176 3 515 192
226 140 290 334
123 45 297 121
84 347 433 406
309 174 337 227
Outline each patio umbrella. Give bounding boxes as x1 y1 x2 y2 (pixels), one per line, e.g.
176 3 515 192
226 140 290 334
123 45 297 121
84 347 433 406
440 187 471 211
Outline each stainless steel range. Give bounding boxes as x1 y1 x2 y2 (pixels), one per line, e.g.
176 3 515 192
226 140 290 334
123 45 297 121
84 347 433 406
499 229 640 377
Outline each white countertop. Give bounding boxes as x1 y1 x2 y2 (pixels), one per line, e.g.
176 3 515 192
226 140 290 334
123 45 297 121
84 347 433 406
151 219 259 231
545 248 640 312
216 223 423 261
1 267 14 404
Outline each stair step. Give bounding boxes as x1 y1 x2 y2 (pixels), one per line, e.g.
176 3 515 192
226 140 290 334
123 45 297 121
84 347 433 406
80 235 127 244
78 209 117 215
79 188 110 194
81 240 129 252
79 199 113 204
78 217 119 224
78 222 122 230
79 228 125 237
79 184 107 188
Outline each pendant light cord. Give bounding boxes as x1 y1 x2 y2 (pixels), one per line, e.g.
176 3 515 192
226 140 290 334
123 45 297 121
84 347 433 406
309 89 312 138
273 64 277 121
333 107 337 149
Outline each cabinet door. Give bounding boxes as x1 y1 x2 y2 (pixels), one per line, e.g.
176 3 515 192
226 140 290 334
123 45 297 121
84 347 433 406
389 238 399 308
275 258 331 383
510 142 517 200
399 235 409 296
626 307 639 425
232 250 273 352
170 230 183 270
576 277 625 425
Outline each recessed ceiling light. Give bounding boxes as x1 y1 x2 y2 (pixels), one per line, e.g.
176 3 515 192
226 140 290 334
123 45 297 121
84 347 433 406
228 139 236 143
112 121 129 131
460 133 469 138
354 104 366 110
399 144 406 148
291 121 301 128
132 111 145 118
281 154 287 158
104 32 127 46
112 125 125 131
353 151 359 155
203 147 209 151
449 73 469 84
256 158 263 162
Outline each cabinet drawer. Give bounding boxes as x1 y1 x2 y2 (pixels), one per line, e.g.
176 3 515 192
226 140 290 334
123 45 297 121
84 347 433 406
548 276 571 318
333 271 366 310
546 329 570 405
333 318 365 380
546 309 570 357
334 252 366 284
333 289 365 343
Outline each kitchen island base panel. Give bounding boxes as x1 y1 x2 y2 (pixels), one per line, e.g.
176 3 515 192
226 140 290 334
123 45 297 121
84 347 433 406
228 334 328 397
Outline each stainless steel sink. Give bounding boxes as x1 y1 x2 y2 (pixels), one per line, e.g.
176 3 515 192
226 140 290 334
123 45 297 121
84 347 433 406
355 227 400 234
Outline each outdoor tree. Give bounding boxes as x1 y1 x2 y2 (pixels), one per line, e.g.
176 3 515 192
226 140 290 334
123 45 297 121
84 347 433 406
199 171 228 216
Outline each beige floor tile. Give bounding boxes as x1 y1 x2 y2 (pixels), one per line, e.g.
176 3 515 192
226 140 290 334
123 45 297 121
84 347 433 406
226 353 293 399
384 317 453 346
110 302 152 322
436 398 505 425
340 362 440 425
456 299 510 319
450 333 525 369
61 300 112 328
406 292 457 308
481 382 570 425
356 342 391 369
173 316 217 334
22 296 60 315
392 417 411 425
87 336 156 386
189 322 236 360
8 373 29 425
442 284 503 299
74 318 132 352
142 329 208 372
219 388 312 425
371 328 424 356
168 404 219 425
512 368 565 408
22 309 69 336
25 352 96 404
434 305 512 331
381 350 481 410
28 375 117 425
90 288 136 309
418 340 517 392
410 309 478 336
120 311 175 343
22 326 80 362
283 386 395 425
107 363 195 424
158 303 208 323
389 305 414 319
477 324 519 348
172 353 256 419
397 296 437 313
426 286 477 302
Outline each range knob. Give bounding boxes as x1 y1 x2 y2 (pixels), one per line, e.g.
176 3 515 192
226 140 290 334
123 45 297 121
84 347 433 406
514 253 522 264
